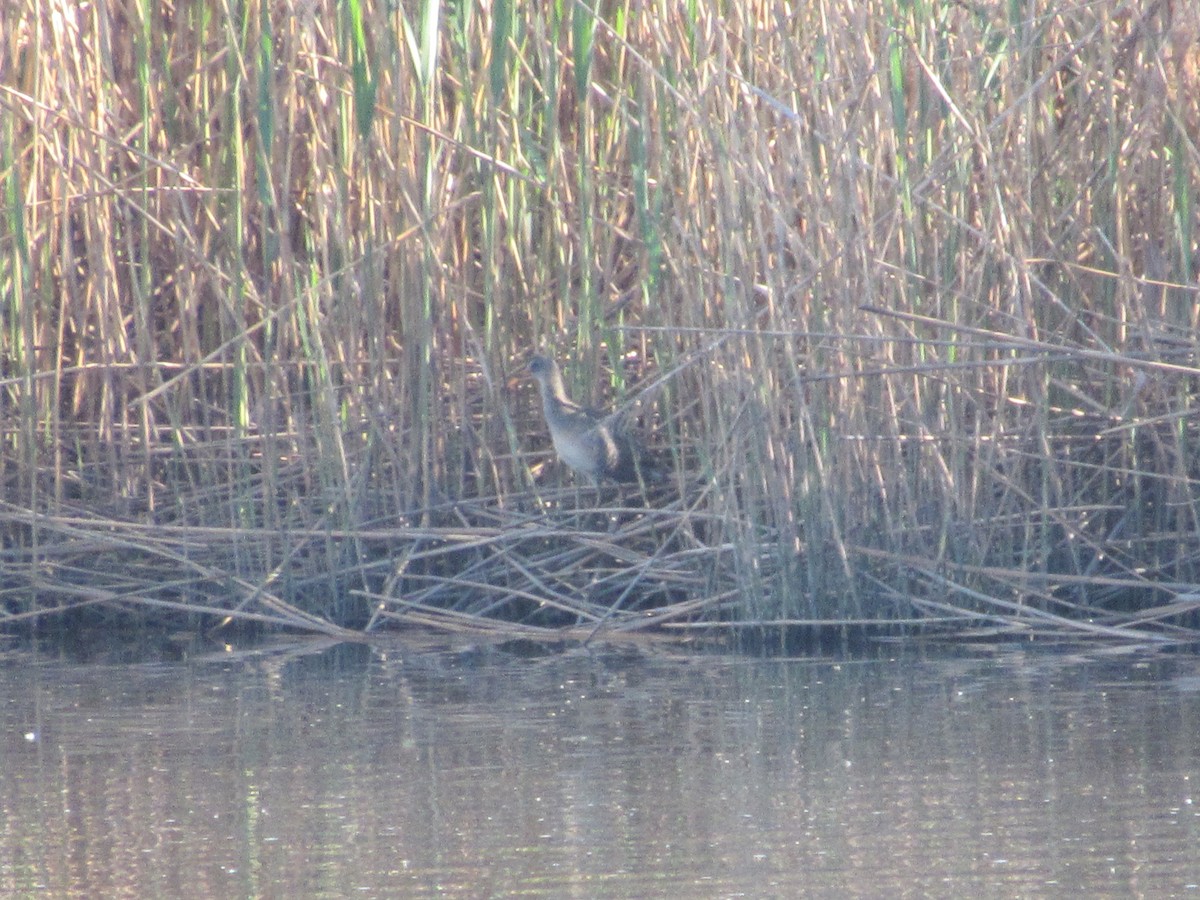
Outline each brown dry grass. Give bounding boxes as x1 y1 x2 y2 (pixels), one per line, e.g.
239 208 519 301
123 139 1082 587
1 0 1198 642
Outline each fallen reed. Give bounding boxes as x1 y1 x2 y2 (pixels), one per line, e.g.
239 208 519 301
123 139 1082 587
1 0 1198 642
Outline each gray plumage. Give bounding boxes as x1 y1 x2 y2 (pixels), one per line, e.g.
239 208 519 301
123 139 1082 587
528 354 655 484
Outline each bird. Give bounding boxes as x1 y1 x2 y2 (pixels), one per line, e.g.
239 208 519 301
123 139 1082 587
528 354 659 486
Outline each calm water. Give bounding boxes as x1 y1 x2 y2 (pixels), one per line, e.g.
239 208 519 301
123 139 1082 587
2 635 1199 898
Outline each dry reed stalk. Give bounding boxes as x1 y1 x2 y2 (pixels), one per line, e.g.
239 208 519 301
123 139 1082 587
1 1 1198 640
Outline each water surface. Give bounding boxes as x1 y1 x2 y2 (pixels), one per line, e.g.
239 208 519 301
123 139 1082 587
2 636 1199 897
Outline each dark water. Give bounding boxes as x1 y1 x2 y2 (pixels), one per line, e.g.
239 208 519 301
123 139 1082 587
2 635 1199 898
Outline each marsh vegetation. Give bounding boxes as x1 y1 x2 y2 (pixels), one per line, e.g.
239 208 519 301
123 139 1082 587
2 1 1198 643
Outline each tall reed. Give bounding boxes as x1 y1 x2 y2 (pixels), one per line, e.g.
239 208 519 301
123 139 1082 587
1 0 1197 639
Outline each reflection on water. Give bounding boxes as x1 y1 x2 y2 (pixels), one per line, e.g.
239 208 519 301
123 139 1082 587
2 635 1199 898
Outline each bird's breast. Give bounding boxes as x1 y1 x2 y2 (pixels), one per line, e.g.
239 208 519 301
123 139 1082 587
552 429 602 476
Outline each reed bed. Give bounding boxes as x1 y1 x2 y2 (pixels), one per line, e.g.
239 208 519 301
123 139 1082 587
2 0 1198 643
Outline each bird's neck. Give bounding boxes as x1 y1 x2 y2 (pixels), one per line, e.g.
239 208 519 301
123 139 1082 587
542 369 572 405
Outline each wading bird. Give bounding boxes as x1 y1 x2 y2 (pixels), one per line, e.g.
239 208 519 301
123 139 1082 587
528 354 660 486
